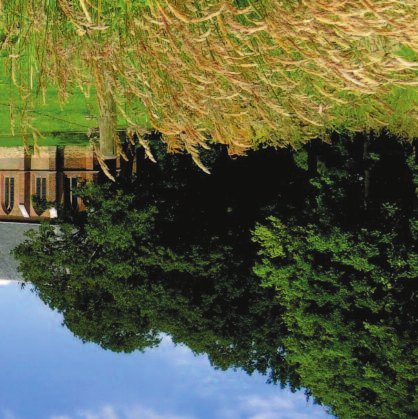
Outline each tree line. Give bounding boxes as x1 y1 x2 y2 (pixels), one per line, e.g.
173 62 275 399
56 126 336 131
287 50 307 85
14 132 418 418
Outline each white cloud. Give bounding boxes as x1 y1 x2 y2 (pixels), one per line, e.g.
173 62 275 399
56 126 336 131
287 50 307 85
238 394 331 419
122 405 194 419
77 405 118 419
1 409 19 419
49 405 194 419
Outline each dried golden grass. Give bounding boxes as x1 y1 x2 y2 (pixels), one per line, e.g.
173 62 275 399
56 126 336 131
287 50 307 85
1 0 417 166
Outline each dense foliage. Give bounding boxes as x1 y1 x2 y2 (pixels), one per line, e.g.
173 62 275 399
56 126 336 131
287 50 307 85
253 134 418 418
14 144 299 386
13 135 418 418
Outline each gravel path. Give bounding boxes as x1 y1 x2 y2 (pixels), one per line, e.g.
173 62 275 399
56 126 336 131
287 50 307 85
0 223 38 281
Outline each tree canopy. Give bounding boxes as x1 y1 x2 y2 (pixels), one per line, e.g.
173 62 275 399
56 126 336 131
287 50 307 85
253 134 418 418
13 145 299 386
13 134 418 418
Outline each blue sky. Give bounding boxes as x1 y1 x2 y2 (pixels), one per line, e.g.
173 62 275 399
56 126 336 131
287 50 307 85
0 282 332 419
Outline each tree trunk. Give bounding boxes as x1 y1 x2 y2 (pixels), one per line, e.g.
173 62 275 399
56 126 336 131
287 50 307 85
363 136 370 210
307 138 321 178
413 139 418 197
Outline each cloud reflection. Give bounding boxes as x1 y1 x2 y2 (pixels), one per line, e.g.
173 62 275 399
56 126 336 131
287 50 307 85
45 396 330 419
0 280 12 287
240 395 331 419
50 405 194 419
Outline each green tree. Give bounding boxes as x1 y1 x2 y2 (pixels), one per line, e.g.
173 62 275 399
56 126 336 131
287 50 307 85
253 135 418 418
13 151 298 386
17 134 418 417
14 182 165 352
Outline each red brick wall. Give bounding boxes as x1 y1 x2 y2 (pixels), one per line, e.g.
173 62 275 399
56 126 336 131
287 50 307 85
63 145 94 170
29 172 57 216
0 145 97 221
31 147 56 171
0 147 26 170
0 171 27 217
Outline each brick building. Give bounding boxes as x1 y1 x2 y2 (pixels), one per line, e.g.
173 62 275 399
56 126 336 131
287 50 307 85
0 145 99 222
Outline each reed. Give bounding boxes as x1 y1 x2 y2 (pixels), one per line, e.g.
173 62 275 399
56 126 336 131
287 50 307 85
0 0 416 167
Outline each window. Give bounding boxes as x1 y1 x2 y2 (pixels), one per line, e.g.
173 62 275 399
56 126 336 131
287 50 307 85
4 177 14 212
36 177 47 200
65 177 79 210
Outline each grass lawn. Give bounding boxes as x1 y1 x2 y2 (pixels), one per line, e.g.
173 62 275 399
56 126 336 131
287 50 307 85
0 132 92 147
0 54 148 147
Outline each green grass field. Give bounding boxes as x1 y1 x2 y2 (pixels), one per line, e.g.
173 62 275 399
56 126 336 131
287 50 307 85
0 133 89 147
0 53 148 147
